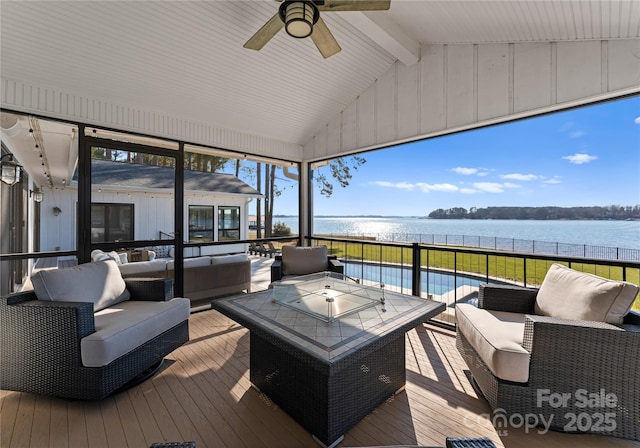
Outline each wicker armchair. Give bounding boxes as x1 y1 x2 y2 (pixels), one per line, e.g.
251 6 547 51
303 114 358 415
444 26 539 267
457 281 640 441
1 278 189 400
270 245 344 283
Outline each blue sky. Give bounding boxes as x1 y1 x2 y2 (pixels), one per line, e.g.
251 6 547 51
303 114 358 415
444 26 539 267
290 95 640 216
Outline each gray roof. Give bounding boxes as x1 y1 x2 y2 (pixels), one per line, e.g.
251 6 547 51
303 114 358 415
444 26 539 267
84 159 261 196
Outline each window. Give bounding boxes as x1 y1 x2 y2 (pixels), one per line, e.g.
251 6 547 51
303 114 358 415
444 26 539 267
218 206 240 241
189 206 214 242
91 203 134 242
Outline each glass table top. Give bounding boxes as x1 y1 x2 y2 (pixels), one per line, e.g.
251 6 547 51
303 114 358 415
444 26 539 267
211 272 446 362
271 272 384 322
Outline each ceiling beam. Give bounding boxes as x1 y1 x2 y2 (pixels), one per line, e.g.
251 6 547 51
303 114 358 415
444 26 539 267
341 11 420 66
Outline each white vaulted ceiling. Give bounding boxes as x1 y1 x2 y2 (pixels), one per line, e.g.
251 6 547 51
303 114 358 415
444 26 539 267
2 1 639 185
1 1 395 145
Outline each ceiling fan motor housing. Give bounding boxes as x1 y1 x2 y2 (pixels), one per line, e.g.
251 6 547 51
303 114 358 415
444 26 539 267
280 1 320 39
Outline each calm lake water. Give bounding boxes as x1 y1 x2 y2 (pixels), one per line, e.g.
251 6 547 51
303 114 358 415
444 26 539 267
274 217 640 250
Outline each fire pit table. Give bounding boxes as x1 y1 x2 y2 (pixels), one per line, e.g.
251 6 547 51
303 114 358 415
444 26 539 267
211 272 445 448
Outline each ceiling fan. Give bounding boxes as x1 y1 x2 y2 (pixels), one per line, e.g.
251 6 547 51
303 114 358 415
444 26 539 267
244 0 391 58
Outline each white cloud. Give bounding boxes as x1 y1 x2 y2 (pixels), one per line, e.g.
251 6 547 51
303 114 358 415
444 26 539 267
635 117 640 124
451 167 478 175
371 181 415 190
562 153 598 164
473 182 506 193
470 182 522 193
373 179 521 195
416 183 459 192
477 171 489 177
569 130 585 138
543 177 562 184
501 173 538 181
371 181 460 193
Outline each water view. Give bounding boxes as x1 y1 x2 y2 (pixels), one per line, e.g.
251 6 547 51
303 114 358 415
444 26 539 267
275 216 640 250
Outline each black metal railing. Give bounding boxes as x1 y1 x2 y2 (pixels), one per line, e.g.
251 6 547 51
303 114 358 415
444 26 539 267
310 236 640 326
317 232 640 261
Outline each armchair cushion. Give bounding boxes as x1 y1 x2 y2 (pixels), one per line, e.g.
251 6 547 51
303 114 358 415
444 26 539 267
534 263 639 324
32 259 129 312
282 245 328 276
456 303 530 383
82 298 189 367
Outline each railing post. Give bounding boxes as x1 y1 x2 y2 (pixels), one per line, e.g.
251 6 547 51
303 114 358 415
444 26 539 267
411 243 421 297
486 255 489 283
361 242 364 281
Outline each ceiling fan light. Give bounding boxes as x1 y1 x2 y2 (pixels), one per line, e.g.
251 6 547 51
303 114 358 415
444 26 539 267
283 1 318 38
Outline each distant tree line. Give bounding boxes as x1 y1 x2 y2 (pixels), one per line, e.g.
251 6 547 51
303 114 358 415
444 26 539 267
428 205 640 220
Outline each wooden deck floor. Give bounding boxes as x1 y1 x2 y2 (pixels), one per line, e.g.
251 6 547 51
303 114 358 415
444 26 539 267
2 256 638 448
2 309 638 448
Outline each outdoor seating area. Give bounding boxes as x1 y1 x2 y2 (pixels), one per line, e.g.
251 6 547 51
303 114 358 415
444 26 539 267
249 241 280 258
91 249 252 302
2 255 639 447
1 1 639 447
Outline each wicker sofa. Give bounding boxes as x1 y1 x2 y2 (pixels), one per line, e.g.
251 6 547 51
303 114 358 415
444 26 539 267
0 259 190 400
93 251 252 301
456 264 640 441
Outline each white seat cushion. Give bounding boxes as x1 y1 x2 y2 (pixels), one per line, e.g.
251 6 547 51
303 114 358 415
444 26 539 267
456 303 530 383
535 263 639 324
81 298 190 367
32 259 129 312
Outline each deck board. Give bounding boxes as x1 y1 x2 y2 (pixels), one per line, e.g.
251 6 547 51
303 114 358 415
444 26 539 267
2 267 640 448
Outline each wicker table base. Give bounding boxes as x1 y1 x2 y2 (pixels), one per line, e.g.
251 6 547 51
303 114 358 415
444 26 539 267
250 330 407 448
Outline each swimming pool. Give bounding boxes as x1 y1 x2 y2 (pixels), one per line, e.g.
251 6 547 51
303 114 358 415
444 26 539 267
343 261 485 296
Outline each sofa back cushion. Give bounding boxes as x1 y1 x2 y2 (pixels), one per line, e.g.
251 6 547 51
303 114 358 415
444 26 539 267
210 254 249 265
32 259 130 312
534 263 639 324
167 256 211 270
282 245 328 276
118 259 168 277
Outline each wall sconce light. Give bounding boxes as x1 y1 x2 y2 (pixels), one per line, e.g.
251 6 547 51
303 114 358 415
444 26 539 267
53 206 62 216
0 154 22 186
30 189 44 203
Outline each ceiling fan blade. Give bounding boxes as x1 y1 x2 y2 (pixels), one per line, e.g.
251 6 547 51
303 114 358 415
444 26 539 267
310 17 341 58
317 0 391 12
244 13 284 50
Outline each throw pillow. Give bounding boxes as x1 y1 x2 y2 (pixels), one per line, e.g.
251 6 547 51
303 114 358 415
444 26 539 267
32 259 130 312
282 245 328 276
91 249 107 262
154 246 170 258
534 263 639 324
107 251 123 265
